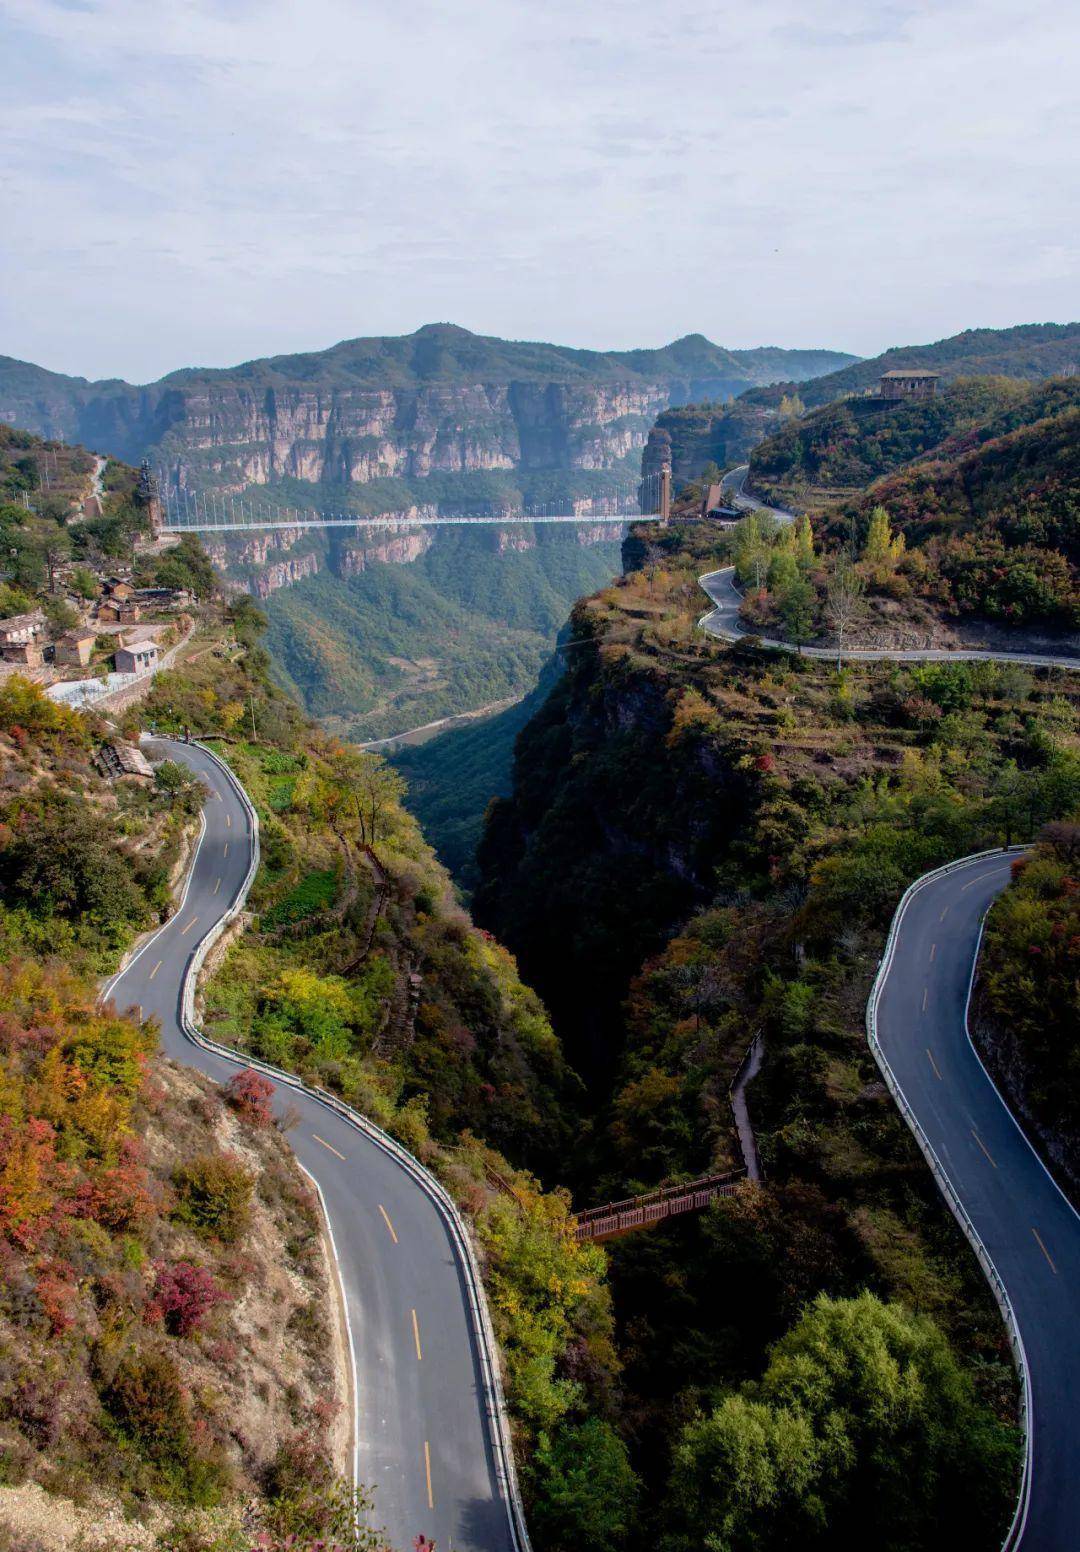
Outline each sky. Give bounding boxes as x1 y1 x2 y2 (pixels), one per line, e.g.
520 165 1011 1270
1 0 1078 384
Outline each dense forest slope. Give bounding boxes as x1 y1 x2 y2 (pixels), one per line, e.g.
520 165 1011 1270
257 524 621 740
748 376 1030 499
474 515 1080 1548
644 321 1080 486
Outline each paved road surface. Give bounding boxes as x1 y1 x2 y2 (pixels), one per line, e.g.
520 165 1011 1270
103 738 518 1552
876 852 1080 1551
701 467 1079 670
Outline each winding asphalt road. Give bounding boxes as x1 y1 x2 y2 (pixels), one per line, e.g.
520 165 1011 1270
699 467 1079 670
700 468 1080 1546
102 738 518 1552
875 852 1080 1552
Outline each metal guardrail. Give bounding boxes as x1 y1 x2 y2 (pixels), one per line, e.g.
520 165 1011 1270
865 846 1032 1552
156 738 534 1552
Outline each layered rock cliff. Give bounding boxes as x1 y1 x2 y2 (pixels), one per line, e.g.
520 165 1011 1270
0 325 856 499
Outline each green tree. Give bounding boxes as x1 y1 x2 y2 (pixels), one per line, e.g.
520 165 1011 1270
863 505 905 568
663 1292 1018 1552
779 575 817 650
532 1418 641 1551
793 513 815 568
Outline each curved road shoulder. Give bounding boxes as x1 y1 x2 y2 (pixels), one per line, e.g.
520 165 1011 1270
102 737 528 1552
870 850 1080 1552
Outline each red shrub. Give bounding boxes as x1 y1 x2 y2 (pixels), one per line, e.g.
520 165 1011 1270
147 1259 230 1336
224 1069 276 1128
79 1139 157 1230
34 1260 78 1334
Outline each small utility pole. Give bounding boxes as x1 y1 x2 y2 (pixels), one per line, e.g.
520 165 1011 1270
249 694 257 742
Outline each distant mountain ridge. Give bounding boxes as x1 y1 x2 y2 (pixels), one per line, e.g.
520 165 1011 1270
0 325 856 492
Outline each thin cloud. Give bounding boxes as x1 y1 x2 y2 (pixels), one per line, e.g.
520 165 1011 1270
0 0 1076 379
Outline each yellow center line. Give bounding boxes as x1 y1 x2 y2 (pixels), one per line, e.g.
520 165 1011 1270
1032 1227 1057 1274
961 866 1010 892
223 842 229 858
971 1129 997 1168
378 1204 399 1244
926 1048 942 1081
226 813 231 827
213 877 221 895
312 1134 346 1160
149 959 162 980
939 905 949 921
180 916 199 936
929 942 937 962
921 986 928 1013
411 1308 423 1361
424 1440 434 1510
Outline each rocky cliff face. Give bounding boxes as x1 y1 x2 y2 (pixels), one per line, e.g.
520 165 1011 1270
335 526 434 575
474 627 751 1085
144 380 671 494
208 516 616 596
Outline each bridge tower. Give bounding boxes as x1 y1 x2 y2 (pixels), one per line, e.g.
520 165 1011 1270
659 467 671 525
138 460 163 534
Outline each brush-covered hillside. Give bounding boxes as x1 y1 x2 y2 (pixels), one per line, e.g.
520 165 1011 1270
643 321 1080 486
0 678 355 1552
259 524 622 741
472 515 1080 1550
727 377 1080 652
126 596 638 1551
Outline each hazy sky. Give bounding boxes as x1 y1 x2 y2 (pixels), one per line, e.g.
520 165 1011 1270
2 0 1077 383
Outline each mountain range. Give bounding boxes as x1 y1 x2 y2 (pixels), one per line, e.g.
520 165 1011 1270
0 325 855 500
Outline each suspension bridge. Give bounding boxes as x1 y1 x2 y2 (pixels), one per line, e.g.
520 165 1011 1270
154 468 670 533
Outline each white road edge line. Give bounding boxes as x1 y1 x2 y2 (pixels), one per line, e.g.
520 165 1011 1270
868 849 1034 1552
297 1161 360 1501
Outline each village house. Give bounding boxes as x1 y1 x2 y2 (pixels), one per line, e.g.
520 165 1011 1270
0 609 46 648
1 640 45 668
97 599 142 625
133 586 193 610
114 639 159 675
103 577 135 601
880 370 940 401
55 628 97 668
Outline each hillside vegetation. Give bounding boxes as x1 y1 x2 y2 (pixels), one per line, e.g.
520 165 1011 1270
133 600 637 1549
262 527 621 741
474 515 1080 1548
976 825 1080 1189
644 322 1080 487
0 678 353 1551
729 378 1080 647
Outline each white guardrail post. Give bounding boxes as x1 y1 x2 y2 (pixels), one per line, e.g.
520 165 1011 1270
174 740 534 1552
865 846 1031 1552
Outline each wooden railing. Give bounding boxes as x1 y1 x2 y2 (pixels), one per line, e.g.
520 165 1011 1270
574 1168 747 1241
